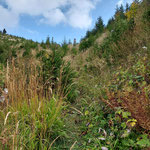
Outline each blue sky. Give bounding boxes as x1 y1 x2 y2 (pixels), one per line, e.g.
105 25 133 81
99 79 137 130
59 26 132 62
0 0 133 44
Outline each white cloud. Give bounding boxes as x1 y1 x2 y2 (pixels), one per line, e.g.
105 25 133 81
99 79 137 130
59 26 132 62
41 8 66 25
117 0 134 7
0 0 100 29
0 5 19 29
117 0 124 6
5 0 68 15
67 0 95 28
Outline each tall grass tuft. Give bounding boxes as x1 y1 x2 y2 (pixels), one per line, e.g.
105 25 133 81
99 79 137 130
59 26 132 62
0 58 66 149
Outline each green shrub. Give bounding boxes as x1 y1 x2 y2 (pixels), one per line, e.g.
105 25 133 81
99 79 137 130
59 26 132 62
37 48 78 102
75 100 150 150
79 36 95 52
96 19 133 65
61 42 69 57
71 47 77 55
143 8 150 22
23 48 32 57
40 41 46 49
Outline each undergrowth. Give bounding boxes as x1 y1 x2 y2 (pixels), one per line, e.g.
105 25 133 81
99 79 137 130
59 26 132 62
0 0 150 149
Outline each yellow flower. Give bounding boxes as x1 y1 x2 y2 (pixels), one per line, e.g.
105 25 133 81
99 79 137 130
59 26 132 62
127 119 137 127
130 121 136 127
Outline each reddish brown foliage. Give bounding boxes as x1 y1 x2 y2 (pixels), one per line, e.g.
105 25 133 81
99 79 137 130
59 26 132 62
102 89 150 130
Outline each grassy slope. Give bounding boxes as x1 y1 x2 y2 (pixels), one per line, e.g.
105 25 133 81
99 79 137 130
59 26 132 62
63 1 150 149
0 0 150 149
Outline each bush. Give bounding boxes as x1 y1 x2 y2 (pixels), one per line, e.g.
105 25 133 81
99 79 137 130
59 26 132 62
143 8 150 22
79 36 95 52
97 19 134 65
103 58 150 130
61 42 69 57
23 48 32 57
40 41 46 49
37 48 78 102
71 47 77 55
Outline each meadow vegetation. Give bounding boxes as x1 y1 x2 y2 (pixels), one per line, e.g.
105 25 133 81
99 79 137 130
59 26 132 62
0 0 150 149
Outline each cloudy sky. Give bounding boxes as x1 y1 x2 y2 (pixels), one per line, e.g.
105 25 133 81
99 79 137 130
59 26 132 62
0 0 133 43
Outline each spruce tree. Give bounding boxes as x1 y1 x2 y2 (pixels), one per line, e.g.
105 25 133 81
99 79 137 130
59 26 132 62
73 38 76 46
126 3 130 12
68 39 72 44
85 30 91 38
46 36 50 47
51 37 54 45
95 17 104 33
3 28 7 34
119 4 126 19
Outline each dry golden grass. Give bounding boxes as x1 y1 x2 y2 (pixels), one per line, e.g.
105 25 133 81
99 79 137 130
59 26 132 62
0 57 64 149
2 58 48 108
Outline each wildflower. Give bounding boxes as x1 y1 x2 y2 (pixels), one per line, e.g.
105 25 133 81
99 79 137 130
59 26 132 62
127 118 137 127
88 139 91 143
0 88 9 103
95 85 98 88
4 88 8 94
101 147 108 150
142 46 147 50
98 137 106 141
130 121 136 127
126 129 131 133
110 132 114 136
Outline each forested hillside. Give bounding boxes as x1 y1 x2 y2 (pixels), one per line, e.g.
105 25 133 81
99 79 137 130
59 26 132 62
0 0 150 149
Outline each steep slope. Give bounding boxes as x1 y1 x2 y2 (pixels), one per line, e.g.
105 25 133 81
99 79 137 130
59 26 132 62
0 0 150 149
63 0 150 149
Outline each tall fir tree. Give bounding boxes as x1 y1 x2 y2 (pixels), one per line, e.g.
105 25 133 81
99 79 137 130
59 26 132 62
125 3 130 12
95 17 104 33
119 4 126 19
46 36 50 47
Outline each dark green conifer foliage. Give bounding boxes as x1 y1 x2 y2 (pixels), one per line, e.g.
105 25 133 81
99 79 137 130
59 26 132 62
95 17 104 33
3 28 7 34
68 39 72 44
46 36 50 47
61 38 69 57
107 17 115 30
73 38 76 46
37 46 77 102
51 37 54 44
126 3 130 12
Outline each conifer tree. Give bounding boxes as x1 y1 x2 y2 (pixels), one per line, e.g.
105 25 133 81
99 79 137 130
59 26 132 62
85 30 91 38
73 38 76 46
95 17 104 33
125 3 130 12
119 4 126 19
51 37 54 45
3 28 7 34
68 39 72 44
46 36 50 46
